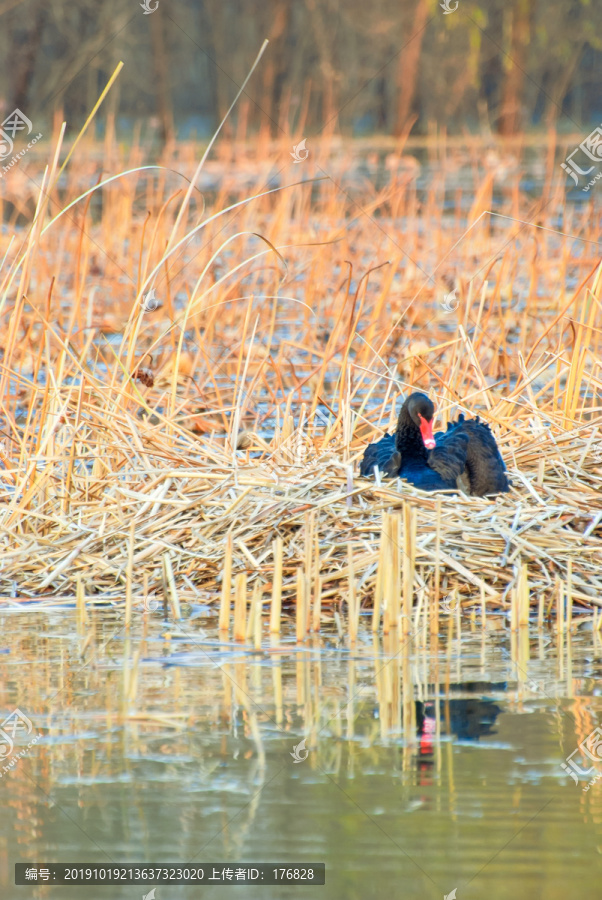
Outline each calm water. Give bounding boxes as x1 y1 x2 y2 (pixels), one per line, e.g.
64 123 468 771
1 608 602 899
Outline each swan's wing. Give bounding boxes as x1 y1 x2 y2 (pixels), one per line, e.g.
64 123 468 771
359 434 401 479
443 416 510 495
427 429 470 483
459 419 510 495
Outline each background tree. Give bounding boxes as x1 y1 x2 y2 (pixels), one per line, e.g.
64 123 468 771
0 0 599 138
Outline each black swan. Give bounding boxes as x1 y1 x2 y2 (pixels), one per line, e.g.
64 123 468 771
359 392 510 497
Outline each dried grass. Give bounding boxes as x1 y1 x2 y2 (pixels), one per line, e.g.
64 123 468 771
0 111 601 633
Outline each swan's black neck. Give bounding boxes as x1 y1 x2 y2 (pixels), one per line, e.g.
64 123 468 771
395 408 428 462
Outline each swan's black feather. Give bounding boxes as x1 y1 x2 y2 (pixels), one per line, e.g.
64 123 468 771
359 434 400 478
359 393 510 497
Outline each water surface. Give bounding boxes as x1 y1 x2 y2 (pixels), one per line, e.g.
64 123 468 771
1 608 601 899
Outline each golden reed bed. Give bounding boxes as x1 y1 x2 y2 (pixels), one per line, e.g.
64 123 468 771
0 91 601 637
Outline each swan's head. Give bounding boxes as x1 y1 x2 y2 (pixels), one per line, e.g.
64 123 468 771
406 393 436 449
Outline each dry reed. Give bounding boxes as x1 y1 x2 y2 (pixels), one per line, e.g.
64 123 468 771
0 114 601 644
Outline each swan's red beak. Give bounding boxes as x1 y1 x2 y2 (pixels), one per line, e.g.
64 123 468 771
418 415 436 449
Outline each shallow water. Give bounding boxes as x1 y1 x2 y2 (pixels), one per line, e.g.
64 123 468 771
1 608 602 899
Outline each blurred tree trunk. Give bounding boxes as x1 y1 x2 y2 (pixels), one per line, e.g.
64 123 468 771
498 0 534 135
305 0 339 126
544 44 583 128
394 0 429 136
149 4 174 145
197 1 220 134
266 1 290 134
11 4 47 112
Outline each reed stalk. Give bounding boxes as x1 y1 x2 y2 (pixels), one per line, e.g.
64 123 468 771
233 572 247 641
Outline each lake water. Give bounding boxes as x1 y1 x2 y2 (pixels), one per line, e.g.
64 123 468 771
1 608 602 899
